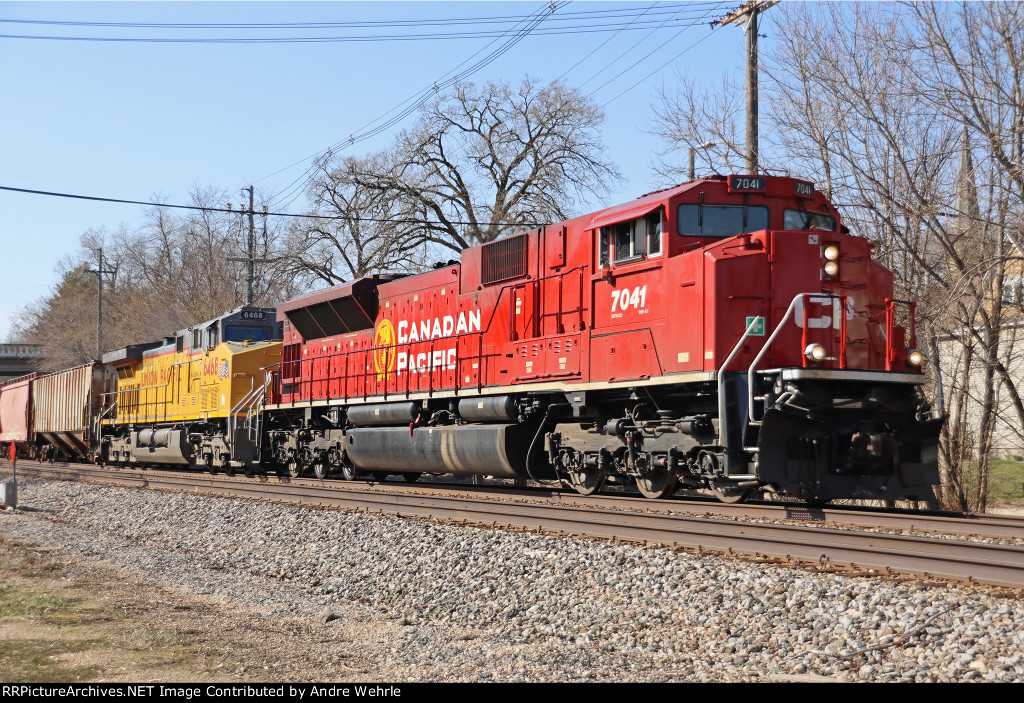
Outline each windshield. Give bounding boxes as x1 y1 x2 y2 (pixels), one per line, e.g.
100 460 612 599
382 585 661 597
784 209 835 231
224 325 273 343
677 204 769 237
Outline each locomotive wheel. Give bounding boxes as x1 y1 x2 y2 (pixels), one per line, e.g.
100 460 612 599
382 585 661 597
243 463 256 478
312 462 331 480
400 472 421 482
635 470 677 499
562 467 605 496
338 462 358 481
711 483 753 504
557 448 605 496
287 461 303 478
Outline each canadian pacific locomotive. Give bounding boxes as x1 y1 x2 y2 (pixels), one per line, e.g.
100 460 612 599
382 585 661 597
4 174 943 505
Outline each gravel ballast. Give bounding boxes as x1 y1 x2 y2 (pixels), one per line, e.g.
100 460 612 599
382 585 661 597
2 477 1023 682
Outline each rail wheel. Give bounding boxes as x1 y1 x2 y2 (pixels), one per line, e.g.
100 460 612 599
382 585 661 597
338 461 358 481
243 462 256 478
711 482 753 504
400 472 421 482
287 460 303 478
312 461 331 480
635 470 677 499
558 449 605 496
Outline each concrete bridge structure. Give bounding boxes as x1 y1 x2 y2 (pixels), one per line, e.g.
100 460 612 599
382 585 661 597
0 344 43 381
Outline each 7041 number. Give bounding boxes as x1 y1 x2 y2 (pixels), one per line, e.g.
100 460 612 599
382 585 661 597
611 285 648 312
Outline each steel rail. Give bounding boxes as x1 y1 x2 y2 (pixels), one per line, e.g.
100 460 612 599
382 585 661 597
11 461 1024 539
12 462 1024 590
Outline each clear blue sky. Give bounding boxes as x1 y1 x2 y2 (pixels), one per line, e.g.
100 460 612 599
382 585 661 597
0 0 764 341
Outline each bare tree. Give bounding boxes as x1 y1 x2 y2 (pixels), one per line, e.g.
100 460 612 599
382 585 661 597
648 1 1024 510
15 186 303 369
350 77 621 253
647 71 748 183
283 153 430 286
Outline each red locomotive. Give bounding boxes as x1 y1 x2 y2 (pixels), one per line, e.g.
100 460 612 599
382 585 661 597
265 174 942 505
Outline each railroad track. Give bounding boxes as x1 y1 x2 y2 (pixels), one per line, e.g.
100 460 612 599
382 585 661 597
10 461 1024 590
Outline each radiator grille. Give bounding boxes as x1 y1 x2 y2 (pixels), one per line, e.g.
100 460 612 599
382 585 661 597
481 234 528 286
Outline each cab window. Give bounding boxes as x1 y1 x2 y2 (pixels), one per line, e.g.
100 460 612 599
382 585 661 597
600 211 662 265
784 209 835 231
677 204 769 237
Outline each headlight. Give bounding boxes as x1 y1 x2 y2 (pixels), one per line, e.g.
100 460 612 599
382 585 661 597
823 260 839 277
907 349 925 366
804 343 826 361
823 244 840 261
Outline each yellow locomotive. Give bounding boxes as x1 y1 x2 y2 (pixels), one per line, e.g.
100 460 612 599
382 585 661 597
100 306 282 473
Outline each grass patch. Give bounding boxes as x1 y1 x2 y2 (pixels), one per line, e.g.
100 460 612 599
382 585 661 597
0 586 80 623
959 459 1024 507
0 639 102 683
987 459 1024 506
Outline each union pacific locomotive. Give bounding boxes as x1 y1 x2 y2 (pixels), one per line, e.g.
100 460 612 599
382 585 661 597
3 174 943 505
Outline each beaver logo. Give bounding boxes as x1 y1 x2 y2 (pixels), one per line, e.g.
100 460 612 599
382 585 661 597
372 319 396 381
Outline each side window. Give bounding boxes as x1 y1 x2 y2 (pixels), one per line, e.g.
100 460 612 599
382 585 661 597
647 211 662 255
204 324 218 351
677 204 769 237
600 210 663 264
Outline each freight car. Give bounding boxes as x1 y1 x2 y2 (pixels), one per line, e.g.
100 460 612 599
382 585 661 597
0 364 110 462
263 174 943 505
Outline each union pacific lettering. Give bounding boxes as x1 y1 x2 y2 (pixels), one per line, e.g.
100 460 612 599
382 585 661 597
139 367 171 387
392 309 482 374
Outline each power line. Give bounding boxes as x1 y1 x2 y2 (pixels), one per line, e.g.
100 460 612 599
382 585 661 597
265 1 570 210
0 184 545 229
0 4 719 31
0 9 734 43
596 9 728 108
586 3 727 103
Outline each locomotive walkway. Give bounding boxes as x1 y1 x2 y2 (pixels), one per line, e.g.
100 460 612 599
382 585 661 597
11 461 1024 591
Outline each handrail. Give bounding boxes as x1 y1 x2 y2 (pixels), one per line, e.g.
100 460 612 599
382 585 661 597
226 378 258 448
745 293 849 425
716 316 765 445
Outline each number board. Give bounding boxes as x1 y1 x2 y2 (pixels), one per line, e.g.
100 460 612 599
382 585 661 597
794 181 815 197
240 311 266 320
728 176 766 192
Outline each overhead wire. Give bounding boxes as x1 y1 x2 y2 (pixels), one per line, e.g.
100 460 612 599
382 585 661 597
266 1 726 211
585 2 727 102
3 3 739 228
0 4 720 32
0 184 545 229
265 1 571 211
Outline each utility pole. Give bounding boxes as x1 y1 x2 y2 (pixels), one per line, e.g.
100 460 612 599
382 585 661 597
246 186 255 306
227 186 269 307
714 0 777 175
87 247 117 358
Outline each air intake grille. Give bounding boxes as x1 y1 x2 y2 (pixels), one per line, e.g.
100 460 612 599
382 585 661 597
481 234 528 286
